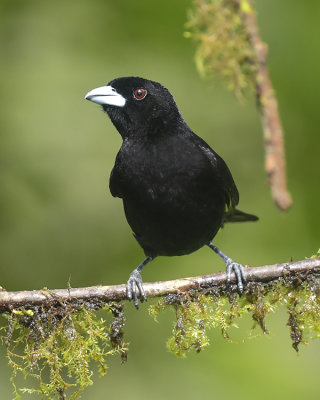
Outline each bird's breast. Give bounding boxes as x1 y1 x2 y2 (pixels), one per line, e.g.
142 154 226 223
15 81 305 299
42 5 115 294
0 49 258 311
111 138 226 256
113 138 221 203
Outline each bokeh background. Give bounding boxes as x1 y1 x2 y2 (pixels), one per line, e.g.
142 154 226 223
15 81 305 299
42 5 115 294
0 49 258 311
1 0 320 399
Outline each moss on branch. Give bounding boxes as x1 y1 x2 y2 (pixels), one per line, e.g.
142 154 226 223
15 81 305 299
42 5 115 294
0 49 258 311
1 256 320 398
149 268 320 357
185 0 258 98
185 0 292 210
1 301 128 399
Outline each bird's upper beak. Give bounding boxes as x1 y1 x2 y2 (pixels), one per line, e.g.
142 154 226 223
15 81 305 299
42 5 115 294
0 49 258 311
84 85 126 107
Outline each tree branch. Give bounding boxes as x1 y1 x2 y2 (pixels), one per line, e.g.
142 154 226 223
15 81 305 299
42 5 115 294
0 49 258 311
0 258 319 313
237 0 293 211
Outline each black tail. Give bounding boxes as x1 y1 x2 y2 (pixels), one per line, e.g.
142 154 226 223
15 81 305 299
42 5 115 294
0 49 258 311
224 208 259 223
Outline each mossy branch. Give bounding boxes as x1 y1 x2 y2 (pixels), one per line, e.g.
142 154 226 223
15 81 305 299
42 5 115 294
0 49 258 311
0 258 319 312
235 0 292 210
186 0 292 210
1 257 320 398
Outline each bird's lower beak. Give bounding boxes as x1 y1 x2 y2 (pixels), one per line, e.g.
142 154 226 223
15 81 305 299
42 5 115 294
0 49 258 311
84 85 126 107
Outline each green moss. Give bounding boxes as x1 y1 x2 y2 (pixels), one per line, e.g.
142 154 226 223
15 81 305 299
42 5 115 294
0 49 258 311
2 262 320 397
149 270 320 357
0 301 128 399
150 293 216 356
310 248 320 258
185 0 258 98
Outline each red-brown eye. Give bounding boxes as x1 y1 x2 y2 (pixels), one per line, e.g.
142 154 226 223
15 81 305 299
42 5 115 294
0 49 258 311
133 88 147 100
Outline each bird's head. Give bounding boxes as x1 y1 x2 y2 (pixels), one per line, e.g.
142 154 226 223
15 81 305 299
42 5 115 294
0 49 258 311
85 77 183 138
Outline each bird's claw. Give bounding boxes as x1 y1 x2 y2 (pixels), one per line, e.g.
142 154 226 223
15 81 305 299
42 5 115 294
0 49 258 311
126 269 147 309
226 260 246 294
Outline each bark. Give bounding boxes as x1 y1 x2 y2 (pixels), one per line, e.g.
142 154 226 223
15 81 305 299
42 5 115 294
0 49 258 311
0 258 319 312
237 0 293 210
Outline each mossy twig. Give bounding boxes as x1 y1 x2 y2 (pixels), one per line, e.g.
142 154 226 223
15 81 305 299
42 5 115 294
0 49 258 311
1 257 320 398
236 0 292 210
186 0 292 210
0 258 319 312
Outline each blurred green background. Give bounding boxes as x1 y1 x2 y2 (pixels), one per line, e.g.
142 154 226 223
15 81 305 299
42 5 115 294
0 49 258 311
1 0 320 398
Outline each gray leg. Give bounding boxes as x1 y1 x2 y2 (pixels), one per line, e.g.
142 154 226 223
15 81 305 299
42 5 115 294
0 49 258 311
207 242 246 293
126 256 153 308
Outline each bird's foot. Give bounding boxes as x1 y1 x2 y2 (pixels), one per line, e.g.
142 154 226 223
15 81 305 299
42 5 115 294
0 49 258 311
207 242 247 294
225 259 246 294
126 269 147 309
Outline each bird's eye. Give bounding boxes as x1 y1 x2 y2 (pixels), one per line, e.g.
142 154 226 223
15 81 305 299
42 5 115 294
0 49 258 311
133 88 147 100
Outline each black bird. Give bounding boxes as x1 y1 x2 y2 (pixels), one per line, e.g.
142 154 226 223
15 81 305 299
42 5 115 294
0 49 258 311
85 77 258 307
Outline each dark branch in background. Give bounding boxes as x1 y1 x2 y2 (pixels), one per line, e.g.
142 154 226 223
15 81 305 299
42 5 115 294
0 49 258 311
0 258 319 312
237 0 292 211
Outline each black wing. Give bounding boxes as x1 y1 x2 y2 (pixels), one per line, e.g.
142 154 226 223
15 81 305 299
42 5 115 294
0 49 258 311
109 166 123 198
109 151 125 198
194 135 239 212
195 135 258 223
